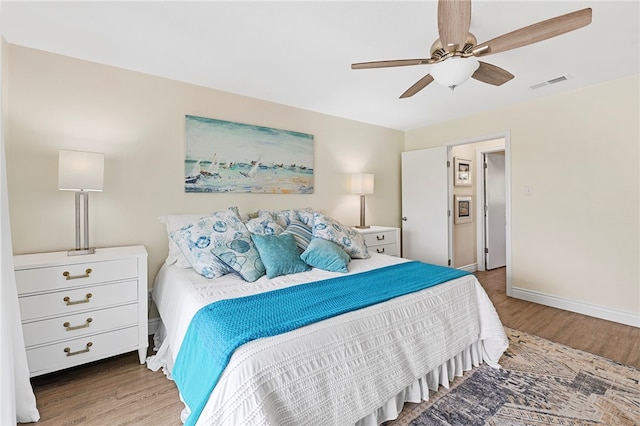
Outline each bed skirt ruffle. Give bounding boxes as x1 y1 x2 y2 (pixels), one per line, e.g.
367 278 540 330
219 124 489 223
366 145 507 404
356 340 485 426
146 321 174 378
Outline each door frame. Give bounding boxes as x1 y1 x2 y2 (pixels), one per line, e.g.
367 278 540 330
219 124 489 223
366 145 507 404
451 131 512 296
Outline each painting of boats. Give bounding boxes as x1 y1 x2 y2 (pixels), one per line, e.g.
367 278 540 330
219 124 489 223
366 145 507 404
184 115 314 193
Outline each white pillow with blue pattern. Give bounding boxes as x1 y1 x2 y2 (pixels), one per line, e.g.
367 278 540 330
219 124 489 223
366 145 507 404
211 232 266 282
311 212 370 259
171 209 248 279
245 213 285 236
160 206 241 268
295 209 314 227
258 208 314 228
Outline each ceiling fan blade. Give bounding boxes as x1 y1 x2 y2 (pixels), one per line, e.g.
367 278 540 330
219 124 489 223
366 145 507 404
472 62 514 86
400 74 435 98
438 0 472 51
473 8 592 57
351 59 431 69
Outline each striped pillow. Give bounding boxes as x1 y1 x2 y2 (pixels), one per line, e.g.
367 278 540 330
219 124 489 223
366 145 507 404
281 220 312 253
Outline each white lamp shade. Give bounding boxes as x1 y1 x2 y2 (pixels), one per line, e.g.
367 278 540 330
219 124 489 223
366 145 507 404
430 57 480 88
58 150 104 191
351 173 374 195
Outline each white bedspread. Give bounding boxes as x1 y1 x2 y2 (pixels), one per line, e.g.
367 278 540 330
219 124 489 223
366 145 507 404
147 254 508 425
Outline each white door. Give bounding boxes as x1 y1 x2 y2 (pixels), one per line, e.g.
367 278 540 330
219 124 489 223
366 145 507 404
401 146 450 266
485 152 506 269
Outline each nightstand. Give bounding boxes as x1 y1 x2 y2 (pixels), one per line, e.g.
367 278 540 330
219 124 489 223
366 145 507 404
354 226 401 257
14 245 148 377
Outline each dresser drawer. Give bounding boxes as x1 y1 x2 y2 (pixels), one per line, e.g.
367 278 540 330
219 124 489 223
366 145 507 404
369 243 399 256
362 230 398 247
26 326 139 377
22 304 139 347
15 246 148 374
18 280 138 321
16 257 138 294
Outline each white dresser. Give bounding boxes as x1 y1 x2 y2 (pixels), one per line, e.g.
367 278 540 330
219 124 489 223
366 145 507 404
354 226 401 257
14 245 148 377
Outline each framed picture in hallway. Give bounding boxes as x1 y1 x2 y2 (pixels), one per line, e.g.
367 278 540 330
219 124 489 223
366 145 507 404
454 195 473 224
454 157 472 186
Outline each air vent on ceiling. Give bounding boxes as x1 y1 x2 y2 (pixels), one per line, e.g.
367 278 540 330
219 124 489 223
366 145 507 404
530 74 570 90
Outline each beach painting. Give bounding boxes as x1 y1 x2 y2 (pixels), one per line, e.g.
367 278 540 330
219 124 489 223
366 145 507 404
184 115 314 194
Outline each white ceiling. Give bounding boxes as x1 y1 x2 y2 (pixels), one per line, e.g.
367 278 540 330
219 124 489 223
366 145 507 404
2 1 639 131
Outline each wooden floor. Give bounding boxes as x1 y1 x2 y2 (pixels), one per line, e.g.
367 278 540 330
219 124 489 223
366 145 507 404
25 268 640 425
26 344 184 425
476 268 640 368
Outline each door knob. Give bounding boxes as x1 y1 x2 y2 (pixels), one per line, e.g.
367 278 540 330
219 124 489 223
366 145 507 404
401 217 408 221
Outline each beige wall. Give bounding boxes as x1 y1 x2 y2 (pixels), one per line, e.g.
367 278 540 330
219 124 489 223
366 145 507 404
406 74 640 318
5 45 403 286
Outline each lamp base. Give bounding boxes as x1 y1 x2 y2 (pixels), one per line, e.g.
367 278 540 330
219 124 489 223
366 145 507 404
356 194 371 229
67 248 96 256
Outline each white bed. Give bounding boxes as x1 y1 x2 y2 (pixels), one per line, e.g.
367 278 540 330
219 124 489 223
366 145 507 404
147 253 508 426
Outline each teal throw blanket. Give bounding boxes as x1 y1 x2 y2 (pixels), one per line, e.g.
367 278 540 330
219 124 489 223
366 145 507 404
173 261 469 425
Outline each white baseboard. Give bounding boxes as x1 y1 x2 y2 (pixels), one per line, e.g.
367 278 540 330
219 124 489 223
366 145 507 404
511 287 640 328
458 263 478 273
148 317 161 335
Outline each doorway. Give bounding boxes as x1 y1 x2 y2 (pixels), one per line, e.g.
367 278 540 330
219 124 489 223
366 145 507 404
459 133 511 296
400 133 511 295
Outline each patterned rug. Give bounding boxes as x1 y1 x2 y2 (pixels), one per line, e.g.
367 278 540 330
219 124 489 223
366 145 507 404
387 328 640 426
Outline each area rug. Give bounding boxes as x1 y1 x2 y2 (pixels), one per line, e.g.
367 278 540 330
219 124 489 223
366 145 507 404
387 327 640 426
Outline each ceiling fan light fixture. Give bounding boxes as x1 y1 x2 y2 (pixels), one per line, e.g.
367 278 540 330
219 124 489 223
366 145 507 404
430 57 480 90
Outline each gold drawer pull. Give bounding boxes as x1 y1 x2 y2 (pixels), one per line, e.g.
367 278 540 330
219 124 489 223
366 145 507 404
63 318 93 331
376 235 385 241
376 247 386 254
64 342 93 357
63 268 92 280
63 293 92 306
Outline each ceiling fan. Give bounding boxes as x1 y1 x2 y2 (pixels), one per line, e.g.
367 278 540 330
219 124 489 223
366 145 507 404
351 1 592 98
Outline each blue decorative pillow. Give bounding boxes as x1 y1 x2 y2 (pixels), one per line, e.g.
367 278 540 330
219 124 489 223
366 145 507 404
245 213 285 236
251 233 311 279
312 212 370 259
281 219 312 253
211 232 266 282
170 209 247 278
301 238 350 273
